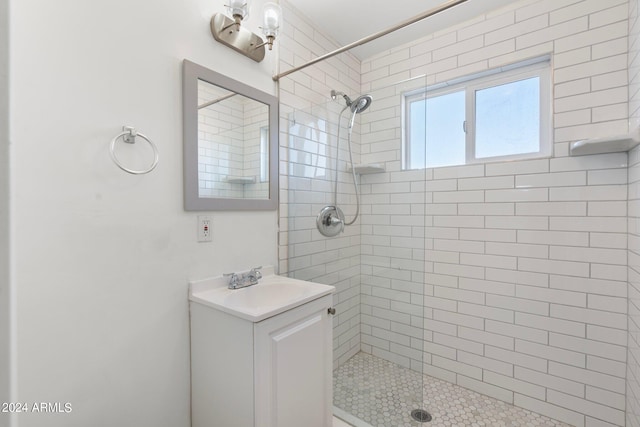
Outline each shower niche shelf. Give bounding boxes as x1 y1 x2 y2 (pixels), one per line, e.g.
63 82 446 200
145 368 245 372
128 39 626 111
225 176 256 184
569 129 640 156
348 163 385 174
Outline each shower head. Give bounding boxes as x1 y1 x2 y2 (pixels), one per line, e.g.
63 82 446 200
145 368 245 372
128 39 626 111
350 94 373 113
331 90 373 113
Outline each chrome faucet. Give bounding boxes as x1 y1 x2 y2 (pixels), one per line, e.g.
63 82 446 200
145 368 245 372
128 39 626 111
225 266 263 289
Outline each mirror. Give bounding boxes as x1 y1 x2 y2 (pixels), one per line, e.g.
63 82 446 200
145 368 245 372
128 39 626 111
182 60 278 210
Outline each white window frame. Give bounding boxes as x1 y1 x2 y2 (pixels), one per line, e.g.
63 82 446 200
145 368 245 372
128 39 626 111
260 126 269 182
402 57 552 169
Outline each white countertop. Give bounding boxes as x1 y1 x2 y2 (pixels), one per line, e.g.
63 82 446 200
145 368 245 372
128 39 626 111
189 267 335 322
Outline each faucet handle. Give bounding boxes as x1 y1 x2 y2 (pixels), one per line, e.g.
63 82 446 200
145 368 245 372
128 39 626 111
223 272 240 286
250 266 263 280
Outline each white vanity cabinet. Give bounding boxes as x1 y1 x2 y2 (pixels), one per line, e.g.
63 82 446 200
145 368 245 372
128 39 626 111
254 294 333 427
190 291 334 427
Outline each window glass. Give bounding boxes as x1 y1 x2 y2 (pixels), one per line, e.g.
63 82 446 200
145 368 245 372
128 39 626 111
426 91 466 168
407 98 426 170
475 77 540 159
260 126 269 182
406 91 466 169
402 58 550 169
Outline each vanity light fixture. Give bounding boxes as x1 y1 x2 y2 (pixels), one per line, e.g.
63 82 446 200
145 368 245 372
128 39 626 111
225 0 251 28
260 2 282 51
210 1 282 63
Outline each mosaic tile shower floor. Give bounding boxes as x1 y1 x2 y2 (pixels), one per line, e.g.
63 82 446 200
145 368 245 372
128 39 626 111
333 352 572 427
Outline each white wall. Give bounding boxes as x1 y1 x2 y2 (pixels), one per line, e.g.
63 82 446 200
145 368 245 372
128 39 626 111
8 0 279 426
0 0 11 425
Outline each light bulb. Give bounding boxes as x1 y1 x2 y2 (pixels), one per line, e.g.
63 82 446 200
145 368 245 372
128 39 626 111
227 0 251 20
262 2 282 38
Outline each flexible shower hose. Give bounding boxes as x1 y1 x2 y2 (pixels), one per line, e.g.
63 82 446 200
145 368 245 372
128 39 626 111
333 107 360 226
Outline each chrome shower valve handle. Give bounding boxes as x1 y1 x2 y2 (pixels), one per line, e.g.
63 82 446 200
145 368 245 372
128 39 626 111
316 206 345 237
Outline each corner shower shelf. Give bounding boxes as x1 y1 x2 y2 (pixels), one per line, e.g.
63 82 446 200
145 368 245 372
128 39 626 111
225 176 256 184
569 129 640 156
348 163 386 174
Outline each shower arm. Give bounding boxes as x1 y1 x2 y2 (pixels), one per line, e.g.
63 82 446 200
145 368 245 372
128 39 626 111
272 0 468 82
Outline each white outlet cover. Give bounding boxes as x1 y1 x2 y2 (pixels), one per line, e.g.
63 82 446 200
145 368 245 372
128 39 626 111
197 216 212 242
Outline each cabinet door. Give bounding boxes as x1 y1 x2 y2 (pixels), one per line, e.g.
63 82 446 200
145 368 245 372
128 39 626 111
254 295 332 427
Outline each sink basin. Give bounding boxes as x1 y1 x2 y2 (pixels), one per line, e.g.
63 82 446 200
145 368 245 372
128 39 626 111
223 281 309 310
189 267 335 322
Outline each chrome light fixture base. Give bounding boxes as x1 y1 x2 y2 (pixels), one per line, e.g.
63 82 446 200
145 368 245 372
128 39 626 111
210 13 266 62
316 206 345 237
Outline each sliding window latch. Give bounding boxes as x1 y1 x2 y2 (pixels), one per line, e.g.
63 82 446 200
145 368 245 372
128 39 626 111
463 120 467 133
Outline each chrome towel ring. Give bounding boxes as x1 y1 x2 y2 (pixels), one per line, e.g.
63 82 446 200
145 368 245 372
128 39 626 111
109 126 159 175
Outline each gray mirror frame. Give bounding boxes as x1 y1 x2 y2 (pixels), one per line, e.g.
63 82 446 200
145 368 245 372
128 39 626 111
182 59 279 211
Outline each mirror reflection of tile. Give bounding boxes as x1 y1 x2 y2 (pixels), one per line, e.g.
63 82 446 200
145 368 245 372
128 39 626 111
197 79 270 200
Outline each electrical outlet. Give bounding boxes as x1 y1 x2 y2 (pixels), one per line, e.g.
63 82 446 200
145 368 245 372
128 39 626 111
197 216 212 242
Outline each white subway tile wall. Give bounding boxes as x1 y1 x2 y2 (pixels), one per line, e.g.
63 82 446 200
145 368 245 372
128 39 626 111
629 1 640 426
359 157 628 426
278 1 363 368
279 0 637 426
356 1 630 425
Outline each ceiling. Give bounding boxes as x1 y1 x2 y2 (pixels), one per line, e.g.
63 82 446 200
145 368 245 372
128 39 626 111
288 0 517 60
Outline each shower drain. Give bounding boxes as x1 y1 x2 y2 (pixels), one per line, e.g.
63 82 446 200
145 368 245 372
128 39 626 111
411 409 432 422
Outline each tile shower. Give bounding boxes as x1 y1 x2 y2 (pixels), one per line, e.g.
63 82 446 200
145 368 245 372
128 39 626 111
278 0 638 426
